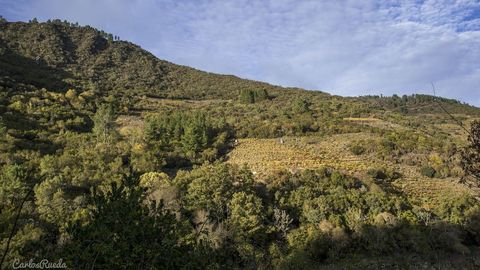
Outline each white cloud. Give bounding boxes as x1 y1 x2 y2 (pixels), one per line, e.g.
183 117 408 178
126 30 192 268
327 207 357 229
1 0 479 105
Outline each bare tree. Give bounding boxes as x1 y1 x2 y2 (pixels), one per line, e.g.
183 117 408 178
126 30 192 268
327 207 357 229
461 120 480 181
273 208 293 238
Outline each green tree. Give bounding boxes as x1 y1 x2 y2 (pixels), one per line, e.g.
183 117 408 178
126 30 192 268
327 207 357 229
0 164 40 267
239 89 268 104
293 99 311 114
229 192 265 238
254 89 269 102
175 164 255 221
0 164 29 205
59 177 188 269
181 165 234 221
92 104 117 143
239 89 255 104
181 113 209 156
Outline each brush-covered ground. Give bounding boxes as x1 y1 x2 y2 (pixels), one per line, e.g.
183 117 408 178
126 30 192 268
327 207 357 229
1 18 480 269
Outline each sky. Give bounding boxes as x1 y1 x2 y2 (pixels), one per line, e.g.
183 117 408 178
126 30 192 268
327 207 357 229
1 0 480 106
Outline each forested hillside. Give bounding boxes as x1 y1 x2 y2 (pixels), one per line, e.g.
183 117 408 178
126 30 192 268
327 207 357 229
1 18 480 269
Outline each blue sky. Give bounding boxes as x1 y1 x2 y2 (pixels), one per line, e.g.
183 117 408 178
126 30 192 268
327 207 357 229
1 0 480 106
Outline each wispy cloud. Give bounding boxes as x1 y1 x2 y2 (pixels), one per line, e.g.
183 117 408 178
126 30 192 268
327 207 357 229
1 0 479 105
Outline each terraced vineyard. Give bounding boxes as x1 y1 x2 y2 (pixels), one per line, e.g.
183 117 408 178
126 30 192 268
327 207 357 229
227 133 473 205
116 112 475 205
343 117 404 130
226 135 374 177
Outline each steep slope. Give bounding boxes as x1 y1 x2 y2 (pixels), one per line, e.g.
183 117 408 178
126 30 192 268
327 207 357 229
0 19 308 100
1 19 477 117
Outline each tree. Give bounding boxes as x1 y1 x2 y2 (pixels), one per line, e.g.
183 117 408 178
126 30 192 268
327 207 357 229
65 89 77 100
229 192 265 238
59 177 188 269
181 113 209 155
182 164 234 221
254 89 269 102
461 120 480 180
293 99 311 114
0 164 29 205
92 104 117 143
0 164 37 268
239 89 269 104
273 208 293 238
0 117 6 138
239 89 255 104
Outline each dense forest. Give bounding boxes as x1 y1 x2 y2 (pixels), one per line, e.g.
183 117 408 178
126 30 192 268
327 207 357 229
1 18 480 269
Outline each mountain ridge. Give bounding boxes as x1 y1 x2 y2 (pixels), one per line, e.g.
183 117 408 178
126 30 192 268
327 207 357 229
1 18 478 115
0 19 325 101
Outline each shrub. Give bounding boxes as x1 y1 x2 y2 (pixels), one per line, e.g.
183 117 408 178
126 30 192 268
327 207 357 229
420 165 436 178
349 144 366 155
367 168 388 180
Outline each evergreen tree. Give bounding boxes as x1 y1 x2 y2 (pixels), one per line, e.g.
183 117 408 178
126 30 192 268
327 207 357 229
92 104 117 144
229 192 265 238
181 113 209 155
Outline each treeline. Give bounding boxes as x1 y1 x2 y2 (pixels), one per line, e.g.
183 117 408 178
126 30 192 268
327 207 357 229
360 94 479 115
135 111 232 171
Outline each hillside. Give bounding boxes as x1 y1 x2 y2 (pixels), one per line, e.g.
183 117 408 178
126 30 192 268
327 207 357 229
1 19 480 269
1 19 478 113
0 19 313 101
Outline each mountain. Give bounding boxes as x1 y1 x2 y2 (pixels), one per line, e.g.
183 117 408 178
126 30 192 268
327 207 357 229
1 19 478 114
1 18 480 269
0 19 312 100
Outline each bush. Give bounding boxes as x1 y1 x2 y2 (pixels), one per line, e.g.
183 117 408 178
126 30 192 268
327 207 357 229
420 165 436 178
367 167 401 182
349 144 366 155
367 168 388 180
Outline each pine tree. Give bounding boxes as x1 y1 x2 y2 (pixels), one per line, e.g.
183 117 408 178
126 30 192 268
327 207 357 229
181 114 208 155
92 104 117 144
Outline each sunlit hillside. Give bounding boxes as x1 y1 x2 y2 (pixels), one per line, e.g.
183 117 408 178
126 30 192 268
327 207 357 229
1 19 480 269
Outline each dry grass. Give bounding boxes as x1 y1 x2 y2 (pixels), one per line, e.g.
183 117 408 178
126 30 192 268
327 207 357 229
343 117 403 129
226 138 324 176
137 97 229 111
116 115 144 137
343 117 381 122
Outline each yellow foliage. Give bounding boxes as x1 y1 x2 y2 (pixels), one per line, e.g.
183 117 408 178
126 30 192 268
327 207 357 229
65 89 77 99
139 172 170 190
